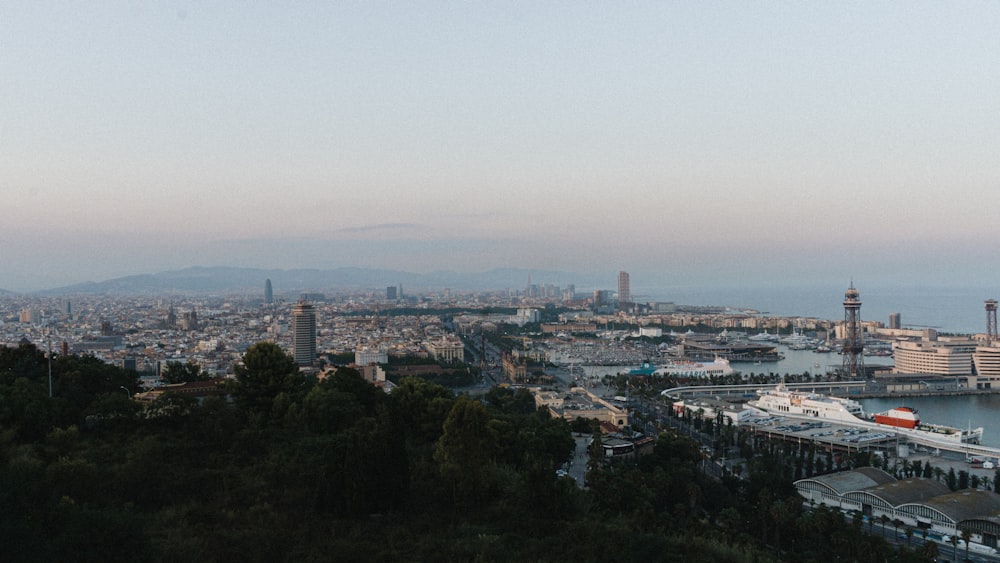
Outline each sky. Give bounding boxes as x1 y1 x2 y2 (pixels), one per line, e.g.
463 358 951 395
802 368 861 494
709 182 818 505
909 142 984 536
3 2 1000 292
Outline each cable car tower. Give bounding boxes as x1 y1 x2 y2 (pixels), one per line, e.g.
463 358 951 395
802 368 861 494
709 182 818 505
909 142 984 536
986 299 998 343
842 283 864 379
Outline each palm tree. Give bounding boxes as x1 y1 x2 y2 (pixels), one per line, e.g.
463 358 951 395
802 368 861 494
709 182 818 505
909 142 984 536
851 509 863 531
892 518 903 542
949 533 959 562
961 528 973 562
922 539 939 561
879 514 890 538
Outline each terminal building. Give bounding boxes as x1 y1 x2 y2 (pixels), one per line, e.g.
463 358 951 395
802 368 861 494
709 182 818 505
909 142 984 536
892 337 976 377
973 341 1000 389
795 468 1000 549
891 335 1000 390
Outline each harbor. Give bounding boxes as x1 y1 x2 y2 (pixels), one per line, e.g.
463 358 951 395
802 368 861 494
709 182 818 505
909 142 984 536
667 379 1000 460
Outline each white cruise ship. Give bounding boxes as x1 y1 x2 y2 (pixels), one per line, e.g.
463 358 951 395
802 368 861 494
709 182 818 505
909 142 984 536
654 357 735 378
748 381 866 423
627 357 736 379
748 382 984 445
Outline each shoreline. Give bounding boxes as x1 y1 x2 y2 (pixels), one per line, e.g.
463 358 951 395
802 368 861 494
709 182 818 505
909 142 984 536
852 389 1000 399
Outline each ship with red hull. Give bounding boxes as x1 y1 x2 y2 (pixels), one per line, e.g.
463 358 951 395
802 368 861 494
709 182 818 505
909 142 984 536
873 407 919 429
870 406 983 444
747 385 984 445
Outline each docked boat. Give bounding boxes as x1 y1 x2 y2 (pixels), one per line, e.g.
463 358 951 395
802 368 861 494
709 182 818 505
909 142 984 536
747 381 866 423
748 384 985 445
872 407 919 429
627 357 736 379
748 330 780 342
870 407 983 444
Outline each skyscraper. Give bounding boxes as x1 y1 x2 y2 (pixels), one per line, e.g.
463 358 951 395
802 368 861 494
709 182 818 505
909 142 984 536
618 270 630 307
264 278 273 304
291 301 316 366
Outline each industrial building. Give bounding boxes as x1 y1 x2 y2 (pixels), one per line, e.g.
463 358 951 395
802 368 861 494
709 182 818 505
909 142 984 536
796 468 1000 549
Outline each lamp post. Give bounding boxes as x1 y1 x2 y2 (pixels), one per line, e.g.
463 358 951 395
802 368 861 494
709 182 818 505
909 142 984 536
120 386 131 399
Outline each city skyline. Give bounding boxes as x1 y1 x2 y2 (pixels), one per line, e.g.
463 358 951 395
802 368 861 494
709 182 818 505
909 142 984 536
4 4 1000 291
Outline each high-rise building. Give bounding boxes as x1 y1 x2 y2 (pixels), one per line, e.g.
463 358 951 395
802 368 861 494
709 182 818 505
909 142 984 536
986 300 998 343
888 312 901 330
386 285 397 300
593 289 614 311
618 271 630 307
291 301 317 366
265 279 273 304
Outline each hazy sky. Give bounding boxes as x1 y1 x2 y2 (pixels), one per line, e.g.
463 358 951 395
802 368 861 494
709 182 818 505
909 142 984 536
3 2 1000 291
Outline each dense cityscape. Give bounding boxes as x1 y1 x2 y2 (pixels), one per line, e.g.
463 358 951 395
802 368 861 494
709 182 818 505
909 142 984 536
6 3 999 561
5 269 1000 561
0 272 864 389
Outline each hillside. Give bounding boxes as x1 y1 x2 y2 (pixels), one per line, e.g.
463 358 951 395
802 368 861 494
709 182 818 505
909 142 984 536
35 266 601 295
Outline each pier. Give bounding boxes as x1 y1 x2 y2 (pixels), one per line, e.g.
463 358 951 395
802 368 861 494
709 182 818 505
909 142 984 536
664 382 1000 460
758 410 1000 460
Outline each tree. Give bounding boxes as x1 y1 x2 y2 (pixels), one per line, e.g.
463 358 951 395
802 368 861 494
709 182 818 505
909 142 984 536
434 396 495 506
160 360 209 384
921 536 939 561
389 377 454 446
484 386 535 415
231 342 305 417
961 528 973 562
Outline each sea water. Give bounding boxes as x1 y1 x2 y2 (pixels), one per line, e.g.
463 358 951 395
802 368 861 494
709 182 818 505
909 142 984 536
635 283 1000 445
636 283 997 335
859 395 1000 449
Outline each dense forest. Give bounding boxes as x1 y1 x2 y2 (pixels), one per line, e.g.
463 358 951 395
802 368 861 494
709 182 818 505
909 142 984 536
0 341 934 561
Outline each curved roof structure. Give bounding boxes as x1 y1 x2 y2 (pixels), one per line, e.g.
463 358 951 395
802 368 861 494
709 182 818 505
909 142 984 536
796 468 1000 541
865 478 951 507
795 466 894 496
921 489 1000 525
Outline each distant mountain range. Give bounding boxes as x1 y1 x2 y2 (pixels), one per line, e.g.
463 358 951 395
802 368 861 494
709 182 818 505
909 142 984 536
34 266 606 296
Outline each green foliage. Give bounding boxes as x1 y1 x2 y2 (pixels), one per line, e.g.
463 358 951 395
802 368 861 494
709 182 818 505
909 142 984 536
435 396 495 505
483 385 536 415
231 342 306 417
0 339 922 562
160 360 209 384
